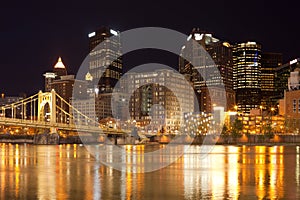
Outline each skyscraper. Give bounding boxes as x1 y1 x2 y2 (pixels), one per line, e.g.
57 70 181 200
179 28 234 113
43 57 67 92
261 52 282 107
275 58 300 100
88 26 122 93
43 57 87 123
121 69 195 133
233 41 262 113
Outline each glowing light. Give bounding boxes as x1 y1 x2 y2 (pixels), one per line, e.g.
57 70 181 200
110 29 118 36
43 72 56 79
88 32 96 38
54 57 66 69
194 33 203 41
187 34 192 41
290 58 298 65
223 42 230 47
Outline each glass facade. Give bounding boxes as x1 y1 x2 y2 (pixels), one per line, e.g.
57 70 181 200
275 58 300 100
88 27 122 93
179 28 234 113
261 52 282 107
233 41 261 113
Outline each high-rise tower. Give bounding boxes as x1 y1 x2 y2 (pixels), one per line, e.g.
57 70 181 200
179 28 234 112
88 26 122 93
233 41 262 113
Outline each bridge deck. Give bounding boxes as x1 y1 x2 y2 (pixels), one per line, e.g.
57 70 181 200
0 117 125 134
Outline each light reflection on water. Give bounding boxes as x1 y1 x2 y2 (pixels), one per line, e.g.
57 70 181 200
0 144 299 199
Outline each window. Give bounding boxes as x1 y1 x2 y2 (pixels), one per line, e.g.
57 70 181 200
299 99 300 113
293 99 296 113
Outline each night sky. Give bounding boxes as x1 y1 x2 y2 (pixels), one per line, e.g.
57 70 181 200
1 0 299 96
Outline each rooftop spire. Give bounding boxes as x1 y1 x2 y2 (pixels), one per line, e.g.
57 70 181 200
54 57 66 69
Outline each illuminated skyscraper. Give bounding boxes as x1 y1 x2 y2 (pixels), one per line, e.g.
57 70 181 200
233 41 261 113
88 26 122 93
179 28 235 113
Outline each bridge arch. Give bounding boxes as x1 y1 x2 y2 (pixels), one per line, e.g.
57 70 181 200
37 90 56 124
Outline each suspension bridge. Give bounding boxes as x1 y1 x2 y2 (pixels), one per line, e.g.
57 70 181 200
0 90 124 135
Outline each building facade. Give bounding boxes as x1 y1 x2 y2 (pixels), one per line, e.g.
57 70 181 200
233 41 262 113
43 57 87 123
281 67 300 133
275 58 300 101
88 26 122 93
121 69 195 133
179 28 234 113
261 52 282 107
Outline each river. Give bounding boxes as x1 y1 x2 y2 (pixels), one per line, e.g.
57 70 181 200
0 144 299 199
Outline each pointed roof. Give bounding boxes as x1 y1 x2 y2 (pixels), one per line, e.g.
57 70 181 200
54 57 66 69
85 72 93 81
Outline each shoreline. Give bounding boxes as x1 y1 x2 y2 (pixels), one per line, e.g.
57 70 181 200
1 134 300 145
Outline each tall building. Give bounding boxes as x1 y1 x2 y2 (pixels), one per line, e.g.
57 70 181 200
261 52 282 107
179 28 234 113
43 57 87 123
43 72 56 92
53 57 67 77
0 95 24 118
280 67 300 133
121 69 195 133
88 26 122 93
43 57 69 92
233 41 262 113
275 58 300 101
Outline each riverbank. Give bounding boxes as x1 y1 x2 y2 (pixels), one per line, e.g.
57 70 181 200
1 134 300 145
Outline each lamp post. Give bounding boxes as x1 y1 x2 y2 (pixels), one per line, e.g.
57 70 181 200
260 105 263 134
271 107 275 132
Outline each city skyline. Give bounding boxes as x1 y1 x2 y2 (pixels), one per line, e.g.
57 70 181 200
1 0 300 95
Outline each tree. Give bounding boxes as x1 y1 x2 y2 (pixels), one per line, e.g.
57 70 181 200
221 125 230 144
221 125 229 135
231 119 243 142
263 123 274 139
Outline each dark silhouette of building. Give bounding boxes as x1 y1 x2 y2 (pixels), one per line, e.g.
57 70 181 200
275 58 300 101
261 52 282 108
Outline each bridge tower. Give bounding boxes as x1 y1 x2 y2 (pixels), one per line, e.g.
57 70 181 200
37 90 57 125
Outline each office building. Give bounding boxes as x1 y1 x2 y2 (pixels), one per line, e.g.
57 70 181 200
233 41 262 113
279 67 300 133
261 52 282 107
121 69 195 133
88 26 122 93
43 57 87 123
179 28 234 113
275 58 300 100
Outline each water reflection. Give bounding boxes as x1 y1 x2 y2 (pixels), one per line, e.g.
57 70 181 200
0 144 299 199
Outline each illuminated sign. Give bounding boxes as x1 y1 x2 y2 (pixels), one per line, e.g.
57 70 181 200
88 32 96 38
110 29 118 36
290 59 298 65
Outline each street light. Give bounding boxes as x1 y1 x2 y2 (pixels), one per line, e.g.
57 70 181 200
271 107 275 128
260 106 263 134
